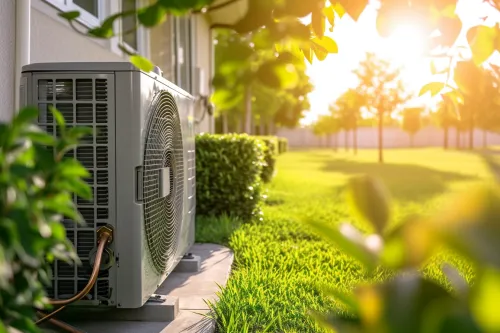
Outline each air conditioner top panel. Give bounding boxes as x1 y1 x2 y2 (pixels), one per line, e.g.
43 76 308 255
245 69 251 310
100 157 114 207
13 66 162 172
22 62 195 100
22 62 140 73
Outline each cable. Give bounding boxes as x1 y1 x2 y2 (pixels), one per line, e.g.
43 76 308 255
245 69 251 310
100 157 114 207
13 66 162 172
36 227 113 325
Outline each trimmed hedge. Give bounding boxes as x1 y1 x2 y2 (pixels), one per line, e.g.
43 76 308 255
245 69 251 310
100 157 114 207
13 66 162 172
255 136 279 183
195 133 265 221
278 137 288 154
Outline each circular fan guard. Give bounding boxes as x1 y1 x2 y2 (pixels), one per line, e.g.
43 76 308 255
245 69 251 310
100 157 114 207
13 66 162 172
143 91 184 274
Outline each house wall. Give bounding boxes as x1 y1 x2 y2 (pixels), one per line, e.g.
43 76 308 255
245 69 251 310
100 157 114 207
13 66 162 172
0 0 16 122
193 15 214 134
1 0 215 134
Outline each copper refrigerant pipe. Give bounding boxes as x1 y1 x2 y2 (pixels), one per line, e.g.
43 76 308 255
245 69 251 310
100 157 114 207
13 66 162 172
36 312 84 333
36 227 113 326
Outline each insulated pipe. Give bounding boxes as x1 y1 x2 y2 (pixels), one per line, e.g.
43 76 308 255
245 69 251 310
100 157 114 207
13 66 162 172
15 0 31 112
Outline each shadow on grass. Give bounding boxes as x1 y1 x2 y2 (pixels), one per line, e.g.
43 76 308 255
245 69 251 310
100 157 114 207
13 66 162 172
322 159 477 202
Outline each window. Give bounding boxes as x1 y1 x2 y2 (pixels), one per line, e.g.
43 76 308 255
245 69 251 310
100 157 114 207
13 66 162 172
74 0 98 17
122 0 138 51
44 0 103 27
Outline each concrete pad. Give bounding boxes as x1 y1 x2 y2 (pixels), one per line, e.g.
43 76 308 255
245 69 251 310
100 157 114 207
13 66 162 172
42 243 233 333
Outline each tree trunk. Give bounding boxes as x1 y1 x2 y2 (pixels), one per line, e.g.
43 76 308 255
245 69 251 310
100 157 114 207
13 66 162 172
456 128 460 149
259 118 264 136
443 126 448 150
333 133 338 152
410 134 414 148
236 117 242 133
378 111 384 163
222 113 229 134
344 130 349 151
483 129 487 148
244 86 252 134
353 126 358 155
327 134 332 148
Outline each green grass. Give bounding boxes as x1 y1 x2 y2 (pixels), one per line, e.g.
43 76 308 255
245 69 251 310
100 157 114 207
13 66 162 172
197 148 496 332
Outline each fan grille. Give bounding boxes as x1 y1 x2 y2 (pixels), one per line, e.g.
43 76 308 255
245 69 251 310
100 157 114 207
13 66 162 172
143 91 184 274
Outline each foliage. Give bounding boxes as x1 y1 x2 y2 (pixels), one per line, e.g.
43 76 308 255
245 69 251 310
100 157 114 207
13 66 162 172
278 137 288 154
354 52 410 162
201 148 487 332
307 160 500 332
195 133 265 221
401 107 423 146
256 136 279 183
330 88 365 131
0 107 91 333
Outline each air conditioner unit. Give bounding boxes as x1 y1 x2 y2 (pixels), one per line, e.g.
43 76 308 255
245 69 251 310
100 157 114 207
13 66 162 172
21 62 196 309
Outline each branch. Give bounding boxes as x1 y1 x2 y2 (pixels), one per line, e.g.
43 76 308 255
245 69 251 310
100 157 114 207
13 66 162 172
194 0 241 14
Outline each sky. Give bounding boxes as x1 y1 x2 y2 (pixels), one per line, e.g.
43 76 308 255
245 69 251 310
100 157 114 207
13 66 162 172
302 0 500 125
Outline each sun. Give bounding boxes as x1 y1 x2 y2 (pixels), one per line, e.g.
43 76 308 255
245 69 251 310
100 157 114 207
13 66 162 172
379 24 428 66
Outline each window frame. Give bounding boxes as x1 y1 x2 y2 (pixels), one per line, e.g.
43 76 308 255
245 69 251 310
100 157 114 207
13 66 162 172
173 15 196 94
120 0 139 53
44 0 104 28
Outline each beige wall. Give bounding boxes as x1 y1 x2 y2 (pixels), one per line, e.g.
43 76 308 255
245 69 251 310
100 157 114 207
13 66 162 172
0 0 15 122
31 1 126 63
194 15 214 134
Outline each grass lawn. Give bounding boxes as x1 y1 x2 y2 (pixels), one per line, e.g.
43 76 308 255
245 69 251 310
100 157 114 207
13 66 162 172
196 148 496 333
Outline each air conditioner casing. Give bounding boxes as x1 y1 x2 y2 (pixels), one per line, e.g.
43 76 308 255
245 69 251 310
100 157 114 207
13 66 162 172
21 62 196 309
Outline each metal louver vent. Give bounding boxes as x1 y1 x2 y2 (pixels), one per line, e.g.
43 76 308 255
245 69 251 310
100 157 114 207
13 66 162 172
36 76 113 303
142 91 184 274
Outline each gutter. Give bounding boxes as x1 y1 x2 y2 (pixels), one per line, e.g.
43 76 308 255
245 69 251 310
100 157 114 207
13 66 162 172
15 0 31 112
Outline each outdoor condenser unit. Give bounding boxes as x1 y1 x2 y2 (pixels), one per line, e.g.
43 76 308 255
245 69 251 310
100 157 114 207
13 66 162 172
20 62 196 308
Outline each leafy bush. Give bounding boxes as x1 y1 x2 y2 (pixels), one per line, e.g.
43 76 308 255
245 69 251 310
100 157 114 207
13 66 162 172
255 136 278 183
278 137 288 154
0 107 91 333
307 175 500 333
195 133 265 221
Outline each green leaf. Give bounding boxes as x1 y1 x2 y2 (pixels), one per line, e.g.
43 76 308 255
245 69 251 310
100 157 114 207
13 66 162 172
419 82 445 97
57 158 89 178
467 25 498 65
138 3 167 27
306 219 378 271
49 106 65 129
24 130 56 146
346 175 391 233
58 11 80 21
66 126 93 141
471 268 500 331
130 55 155 72
13 107 39 128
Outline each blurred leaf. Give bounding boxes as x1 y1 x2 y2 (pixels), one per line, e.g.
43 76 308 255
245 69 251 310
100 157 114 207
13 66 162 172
311 6 326 38
310 36 338 61
333 2 345 17
306 219 378 271
467 25 498 65
13 107 38 128
333 0 367 21
57 158 90 178
49 106 65 130
346 176 390 233
454 60 482 96
323 6 335 25
471 268 500 331
138 3 167 27
24 130 56 146
130 55 155 72
58 10 80 20
419 82 445 97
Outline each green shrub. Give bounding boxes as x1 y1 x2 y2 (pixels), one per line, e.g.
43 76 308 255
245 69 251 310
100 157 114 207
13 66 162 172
278 137 288 154
196 133 265 221
0 106 91 333
255 136 279 183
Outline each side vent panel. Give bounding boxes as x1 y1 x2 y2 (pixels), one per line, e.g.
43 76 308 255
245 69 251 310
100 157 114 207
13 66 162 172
34 74 116 305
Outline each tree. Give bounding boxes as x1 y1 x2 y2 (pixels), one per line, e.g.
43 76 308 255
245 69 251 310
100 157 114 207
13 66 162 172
313 114 341 149
354 53 409 163
332 88 365 155
434 95 458 150
401 107 422 148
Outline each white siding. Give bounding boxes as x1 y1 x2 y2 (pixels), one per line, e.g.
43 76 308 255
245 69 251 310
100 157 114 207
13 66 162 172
0 0 15 122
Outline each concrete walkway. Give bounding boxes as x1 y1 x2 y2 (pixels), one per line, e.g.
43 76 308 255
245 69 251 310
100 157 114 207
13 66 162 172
42 243 233 333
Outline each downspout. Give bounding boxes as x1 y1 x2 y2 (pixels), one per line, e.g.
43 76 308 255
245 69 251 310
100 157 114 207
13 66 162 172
15 0 31 111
